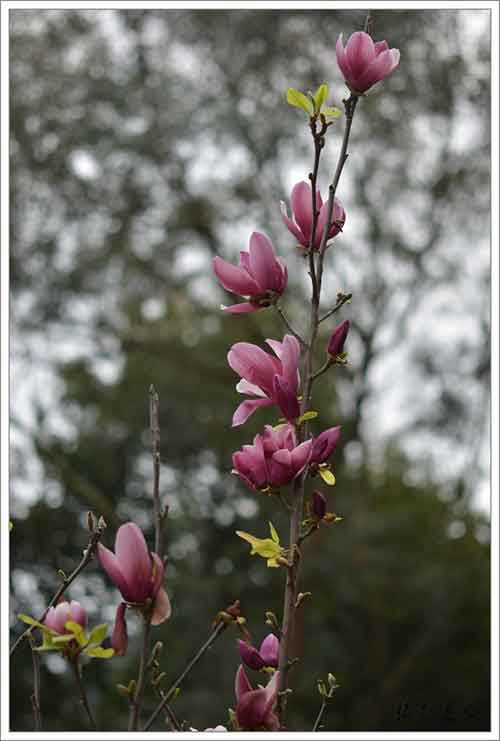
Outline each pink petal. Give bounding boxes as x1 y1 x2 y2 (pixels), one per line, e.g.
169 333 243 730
150 552 165 596
279 334 301 392
291 439 313 476
151 587 172 625
240 251 251 272
228 343 277 395
69 601 87 628
275 259 288 294
112 602 128 656
280 201 307 246
263 669 280 709
273 375 300 421
98 543 131 600
345 31 376 80
238 640 265 670
269 449 294 487
115 523 152 603
259 633 279 667
336 33 353 82
212 256 259 296
235 664 252 702
45 604 71 634
311 426 342 464
222 302 258 314
355 48 400 92
237 688 269 730
43 607 60 633
232 398 273 427
248 232 279 292
374 40 389 55
291 181 313 241
236 379 267 397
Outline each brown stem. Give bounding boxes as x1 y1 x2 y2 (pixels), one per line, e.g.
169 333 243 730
312 697 328 731
275 304 307 348
319 292 352 324
150 385 167 560
10 522 106 657
128 612 153 731
277 91 359 725
143 622 227 731
29 635 42 730
71 658 97 730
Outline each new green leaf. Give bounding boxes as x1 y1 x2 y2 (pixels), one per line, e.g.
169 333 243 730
286 88 313 114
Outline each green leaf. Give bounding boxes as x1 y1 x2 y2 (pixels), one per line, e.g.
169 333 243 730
88 623 108 647
35 632 56 652
298 410 318 424
85 646 114 659
319 468 336 486
9 520 13 532
52 634 76 644
313 83 328 112
18 614 54 635
323 106 342 119
269 521 280 544
65 621 88 646
286 88 313 114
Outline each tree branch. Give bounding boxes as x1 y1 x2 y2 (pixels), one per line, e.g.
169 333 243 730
10 520 106 657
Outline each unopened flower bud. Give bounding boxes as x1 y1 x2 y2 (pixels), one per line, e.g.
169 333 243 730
238 640 266 670
86 511 96 532
312 490 327 520
327 320 349 357
112 602 128 657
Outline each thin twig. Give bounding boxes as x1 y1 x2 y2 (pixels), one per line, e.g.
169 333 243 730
149 385 167 559
143 622 227 731
29 634 42 731
311 358 333 383
312 697 328 731
319 293 352 324
275 304 307 348
71 659 97 730
128 614 153 730
154 687 183 731
10 521 106 657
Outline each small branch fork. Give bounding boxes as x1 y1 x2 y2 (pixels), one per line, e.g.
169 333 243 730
10 521 106 657
71 658 97 730
29 634 42 731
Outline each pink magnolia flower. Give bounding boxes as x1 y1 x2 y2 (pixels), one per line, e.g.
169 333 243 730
228 334 301 426
235 665 280 731
311 426 342 465
213 232 287 313
336 31 400 94
232 424 312 491
238 633 280 670
44 600 87 635
98 523 171 656
281 181 346 250
327 319 350 357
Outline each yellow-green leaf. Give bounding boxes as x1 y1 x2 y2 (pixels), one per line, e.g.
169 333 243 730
65 621 88 646
286 88 313 114
236 530 285 567
85 646 114 659
18 614 55 635
269 521 280 544
319 468 336 486
88 623 108 647
52 634 76 644
323 106 342 119
313 83 328 112
298 410 318 425
9 521 13 532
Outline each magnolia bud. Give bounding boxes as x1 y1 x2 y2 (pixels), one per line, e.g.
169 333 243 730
312 490 327 520
327 320 349 357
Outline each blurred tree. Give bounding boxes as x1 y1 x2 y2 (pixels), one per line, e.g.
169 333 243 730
10 8 490 731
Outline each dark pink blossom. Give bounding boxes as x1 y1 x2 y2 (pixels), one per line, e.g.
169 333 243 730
98 523 171 655
327 320 350 357
234 665 280 731
232 424 312 491
336 31 400 94
238 633 280 670
311 426 342 465
228 334 301 426
281 181 346 250
213 232 287 313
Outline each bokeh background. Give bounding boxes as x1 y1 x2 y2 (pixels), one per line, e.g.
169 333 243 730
9 7 491 732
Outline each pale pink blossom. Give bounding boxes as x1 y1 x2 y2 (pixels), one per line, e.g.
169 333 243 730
281 181 345 250
336 31 400 94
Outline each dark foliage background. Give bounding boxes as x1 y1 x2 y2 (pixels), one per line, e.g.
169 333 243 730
9 8 490 732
